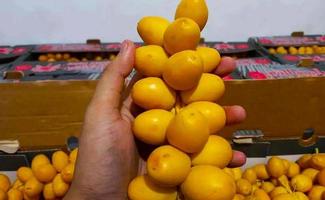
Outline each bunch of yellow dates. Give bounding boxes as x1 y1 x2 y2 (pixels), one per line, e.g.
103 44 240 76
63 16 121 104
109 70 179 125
127 0 237 200
269 46 325 55
0 149 78 200
231 153 325 200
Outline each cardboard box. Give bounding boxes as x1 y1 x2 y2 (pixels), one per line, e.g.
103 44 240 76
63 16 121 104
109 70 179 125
250 34 325 67
1 76 325 149
1 40 324 147
1 76 325 193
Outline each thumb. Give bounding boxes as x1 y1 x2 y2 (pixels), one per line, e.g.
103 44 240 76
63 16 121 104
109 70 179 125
91 40 135 110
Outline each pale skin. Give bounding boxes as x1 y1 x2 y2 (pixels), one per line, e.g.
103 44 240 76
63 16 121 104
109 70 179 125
64 40 247 200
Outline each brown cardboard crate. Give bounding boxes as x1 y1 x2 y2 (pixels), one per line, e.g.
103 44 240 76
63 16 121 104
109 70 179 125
1 77 325 149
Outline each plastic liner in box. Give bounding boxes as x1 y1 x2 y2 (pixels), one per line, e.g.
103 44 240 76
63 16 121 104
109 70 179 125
0 45 32 65
268 138 325 156
0 64 10 74
253 35 324 47
276 54 325 66
206 41 263 59
10 61 109 81
0 46 32 59
232 137 325 158
0 137 79 171
235 57 277 66
20 73 101 81
0 149 60 171
236 61 325 80
212 42 254 53
225 57 277 80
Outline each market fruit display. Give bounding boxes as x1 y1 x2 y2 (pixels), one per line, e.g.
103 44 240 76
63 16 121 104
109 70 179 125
268 45 325 55
0 149 78 200
127 152 325 199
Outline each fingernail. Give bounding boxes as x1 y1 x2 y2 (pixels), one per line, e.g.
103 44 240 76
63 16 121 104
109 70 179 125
120 40 129 54
229 151 247 167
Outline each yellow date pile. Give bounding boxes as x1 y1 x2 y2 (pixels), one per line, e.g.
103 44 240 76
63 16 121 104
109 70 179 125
0 148 78 200
231 153 325 200
269 46 325 55
38 53 116 63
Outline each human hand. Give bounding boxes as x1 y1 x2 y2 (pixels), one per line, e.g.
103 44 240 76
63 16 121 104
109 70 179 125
64 40 246 200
